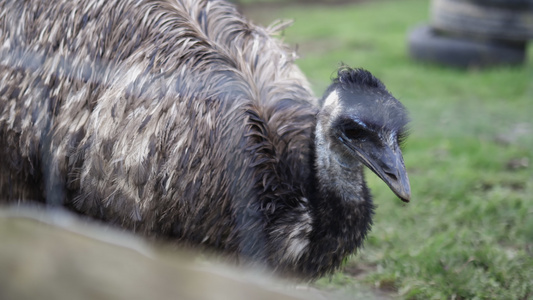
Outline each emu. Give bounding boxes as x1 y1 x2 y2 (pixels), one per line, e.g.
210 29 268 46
0 0 410 278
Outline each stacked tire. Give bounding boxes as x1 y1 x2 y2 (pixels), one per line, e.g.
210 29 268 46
408 0 533 68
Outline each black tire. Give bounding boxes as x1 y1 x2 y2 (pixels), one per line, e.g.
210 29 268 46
431 0 533 41
458 0 533 8
407 25 526 68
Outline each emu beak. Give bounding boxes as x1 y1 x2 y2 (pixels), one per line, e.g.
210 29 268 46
357 144 411 203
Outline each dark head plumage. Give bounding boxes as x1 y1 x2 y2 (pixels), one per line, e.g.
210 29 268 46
322 67 409 140
316 67 411 202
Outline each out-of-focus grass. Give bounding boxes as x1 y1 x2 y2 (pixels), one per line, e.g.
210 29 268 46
245 0 533 299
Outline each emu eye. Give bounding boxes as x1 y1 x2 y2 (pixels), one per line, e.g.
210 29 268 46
343 128 366 141
335 118 374 143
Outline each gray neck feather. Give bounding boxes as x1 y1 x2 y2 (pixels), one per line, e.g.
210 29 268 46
314 122 366 203
314 90 366 203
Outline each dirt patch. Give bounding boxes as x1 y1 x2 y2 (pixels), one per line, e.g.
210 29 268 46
343 262 378 278
340 262 397 299
506 157 529 171
495 122 533 146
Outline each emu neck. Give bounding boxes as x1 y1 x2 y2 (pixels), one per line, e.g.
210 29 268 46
314 119 369 203
297 131 374 277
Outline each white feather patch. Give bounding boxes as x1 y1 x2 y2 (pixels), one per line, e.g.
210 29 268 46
323 89 339 108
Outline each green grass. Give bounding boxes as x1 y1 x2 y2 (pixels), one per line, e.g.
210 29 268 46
246 1 533 299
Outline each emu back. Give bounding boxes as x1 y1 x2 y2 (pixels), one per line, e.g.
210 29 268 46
0 0 319 272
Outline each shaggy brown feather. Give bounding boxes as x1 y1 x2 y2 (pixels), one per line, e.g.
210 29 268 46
0 0 409 279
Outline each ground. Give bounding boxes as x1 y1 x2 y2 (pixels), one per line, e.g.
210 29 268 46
243 0 533 299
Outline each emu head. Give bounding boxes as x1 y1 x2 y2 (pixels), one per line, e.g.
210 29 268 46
316 67 411 202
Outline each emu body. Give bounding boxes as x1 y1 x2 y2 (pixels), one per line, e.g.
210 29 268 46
0 0 410 278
